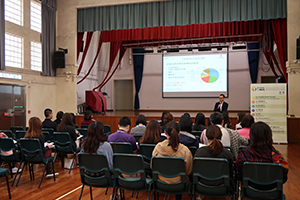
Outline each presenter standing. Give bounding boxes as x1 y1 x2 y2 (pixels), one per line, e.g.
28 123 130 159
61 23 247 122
213 94 228 113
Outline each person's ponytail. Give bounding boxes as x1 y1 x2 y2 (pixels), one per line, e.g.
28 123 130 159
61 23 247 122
165 121 180 151
206 125 223 156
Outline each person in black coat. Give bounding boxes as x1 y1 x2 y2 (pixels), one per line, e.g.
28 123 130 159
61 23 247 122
42 108 57 131
213 94 228 113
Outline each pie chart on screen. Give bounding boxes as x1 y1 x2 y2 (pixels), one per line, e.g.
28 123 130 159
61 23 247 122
201 68 219 83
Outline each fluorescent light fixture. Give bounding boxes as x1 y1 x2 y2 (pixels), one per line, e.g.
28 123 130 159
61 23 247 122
0 73 22 80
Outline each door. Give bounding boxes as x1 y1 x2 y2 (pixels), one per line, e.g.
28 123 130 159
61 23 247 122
114 80 133 111
0 84 26 130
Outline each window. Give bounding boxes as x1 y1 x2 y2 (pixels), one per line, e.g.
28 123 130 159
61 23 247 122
31 42 42 71
30 1 41 33
5 33 22 68
5 0 22 26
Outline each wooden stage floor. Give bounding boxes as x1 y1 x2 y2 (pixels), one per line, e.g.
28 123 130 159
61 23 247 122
0 144 298 200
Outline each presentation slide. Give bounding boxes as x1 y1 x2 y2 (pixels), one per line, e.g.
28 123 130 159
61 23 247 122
162 53 228 97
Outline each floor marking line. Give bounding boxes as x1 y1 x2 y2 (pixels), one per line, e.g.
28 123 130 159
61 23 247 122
55 185 82 200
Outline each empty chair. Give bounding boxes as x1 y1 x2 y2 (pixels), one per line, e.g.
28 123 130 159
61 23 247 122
53 132 80 173
15 130 26 140
76 128 88 139
191 131 203 138
78 153 114 200
42 131 51 143
10 126 24 134
104 125 111 136
0 130 15 139
81 124 89 129
188 146 198 157
133 134 143 143
42 128 55 141
110 142 133 154
113 153 152 200
151 156 191 199
0 168 11 199
192 157 232 199
17 138 56 188
139 144 156 174
241 162 285 200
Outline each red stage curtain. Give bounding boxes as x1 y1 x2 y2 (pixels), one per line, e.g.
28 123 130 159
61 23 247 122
77 32 84 61
77 32 93 76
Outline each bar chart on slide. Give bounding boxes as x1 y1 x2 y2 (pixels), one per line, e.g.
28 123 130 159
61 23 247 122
201 68 219 83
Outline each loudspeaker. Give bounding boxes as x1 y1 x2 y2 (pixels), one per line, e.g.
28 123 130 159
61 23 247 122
54 51 65 68
297 36 300 59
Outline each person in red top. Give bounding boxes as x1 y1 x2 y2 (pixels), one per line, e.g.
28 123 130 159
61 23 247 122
81 110 95 126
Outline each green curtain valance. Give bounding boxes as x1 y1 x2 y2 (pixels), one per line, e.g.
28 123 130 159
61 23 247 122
77 0 286 32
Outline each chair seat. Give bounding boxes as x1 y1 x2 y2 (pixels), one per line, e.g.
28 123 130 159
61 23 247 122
0 168 9 176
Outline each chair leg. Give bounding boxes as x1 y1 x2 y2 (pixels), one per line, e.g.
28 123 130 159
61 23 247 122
105 187 108 195
164 193 167 200
31 164 35 180
112 187 117 200
52 161 56 181
15 162 26 186
136 191 139 198
168 194 170 200
69 153 76 174
131 191 134 197
38 164 47 188
6 175 11 199
78 185 84 200
29 163 32 180
9 163 13 178
11 161 22 186
90 186 93 200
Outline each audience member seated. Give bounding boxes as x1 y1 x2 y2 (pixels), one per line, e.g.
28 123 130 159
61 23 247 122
80 110 95 126
235 111 246 130
222 111 233 129
130 114 147 135
42 108 57 131
236 114 254 139
194 125 233 195
140 120 162 144
107 116 137 151
57 113 80 150
152 121 192 200
179 113 199 148
70 113 77 128
236 122 289 186
192 112 207 132
25 117 58 177
160 111 173 133
54 111 64 125
81 121 114 178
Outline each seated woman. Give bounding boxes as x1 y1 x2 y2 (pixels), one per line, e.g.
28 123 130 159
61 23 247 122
236 122 289 186
235 111 246 130
193 112 207 132
160 111 173 133
139 120 162 144
130 114 147 135
152 121 193 200
81 110 95 126
25 117 58 177
81 121 114 177
236 114 254 139
179 113 199 148
54 111 64 125
222 111 233 129
194 125 233 196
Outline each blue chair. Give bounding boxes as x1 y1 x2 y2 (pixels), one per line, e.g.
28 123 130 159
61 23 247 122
15 130 26 141
104 125 111 136
133 134 143 143
53 132 80 174
113 153 153 200
188 146 198 157
17 138 56 188
110 142 133 154
10 126 24 134
80 124 89 129
0 130 15 139
0 168 11 199
42 131 51 143
42 128 55 141
76 128 88 140
0 137 22 185
241 162 285 200
78 153 114 200
152 156 191 199
192 157 232 199
139 144 156 174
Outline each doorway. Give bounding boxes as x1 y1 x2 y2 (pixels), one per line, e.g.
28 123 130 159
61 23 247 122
0 84 26 130
114 80 133 111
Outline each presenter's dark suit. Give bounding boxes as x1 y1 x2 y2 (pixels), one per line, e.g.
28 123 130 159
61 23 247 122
214 101 228 113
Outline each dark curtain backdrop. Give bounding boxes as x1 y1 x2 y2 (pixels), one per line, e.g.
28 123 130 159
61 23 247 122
0 0 4 70
133 48 144 110
41 0 57 76
247 43 260 83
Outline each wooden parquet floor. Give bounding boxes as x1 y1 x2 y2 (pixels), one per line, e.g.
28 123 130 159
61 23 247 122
0 144 298 200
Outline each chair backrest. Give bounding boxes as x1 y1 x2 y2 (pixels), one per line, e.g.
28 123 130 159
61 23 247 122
0 130 15 139
81 124 89 129
191 131 203 137
192 157 231 197
224 146 232 152
104 125 111 135
42 128 54 141
10 126 24 134
78 153 113 188
188 146 197 156
110 142 133 154
241 162 284 200
15 130 26 140
113 153 147 190
42 131 51 143
139 144 156 172
19 138 45 163
0 137 20 162
152 156 187 193
53 132 75 153
76 128 88 139
133 134 143 143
